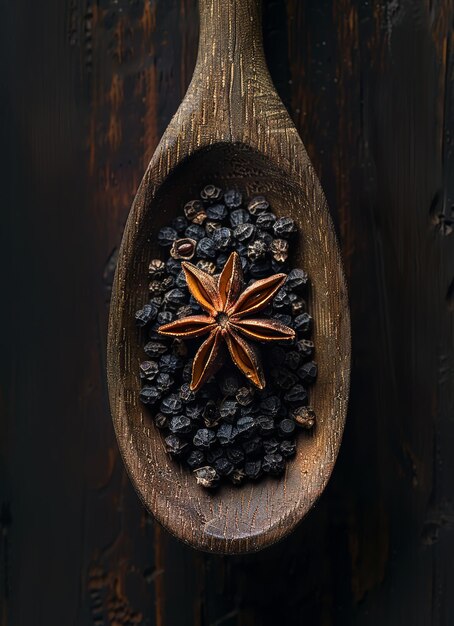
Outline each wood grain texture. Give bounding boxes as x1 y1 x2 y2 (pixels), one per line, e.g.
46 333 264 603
107 0 350 554
1 0 453 623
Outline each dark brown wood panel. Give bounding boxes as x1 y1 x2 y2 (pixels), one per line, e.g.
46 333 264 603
1 0 453 624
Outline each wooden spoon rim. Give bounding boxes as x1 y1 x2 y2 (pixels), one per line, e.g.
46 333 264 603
107 138 350 554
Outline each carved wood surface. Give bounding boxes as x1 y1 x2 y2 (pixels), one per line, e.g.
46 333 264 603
1 0 453 623
107 0 350 554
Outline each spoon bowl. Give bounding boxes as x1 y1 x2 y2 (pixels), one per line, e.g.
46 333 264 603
107 1 350 553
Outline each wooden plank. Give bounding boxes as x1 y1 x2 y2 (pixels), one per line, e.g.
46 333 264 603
1 0 453 623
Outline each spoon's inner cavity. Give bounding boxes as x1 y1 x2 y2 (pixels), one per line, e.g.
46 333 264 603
134 172 318 489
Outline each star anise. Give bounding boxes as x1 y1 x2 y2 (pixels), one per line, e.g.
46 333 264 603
158 251 295 391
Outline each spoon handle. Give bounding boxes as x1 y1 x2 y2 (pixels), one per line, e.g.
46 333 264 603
197 0 265 71
176 0 287 144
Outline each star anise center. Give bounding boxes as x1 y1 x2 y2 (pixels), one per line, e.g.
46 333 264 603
158 251 295 391
216 312 229 329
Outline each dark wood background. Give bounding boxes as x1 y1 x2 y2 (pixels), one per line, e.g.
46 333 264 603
1 0 453 624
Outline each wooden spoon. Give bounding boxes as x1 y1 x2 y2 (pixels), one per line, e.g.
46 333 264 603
107 0 350 554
